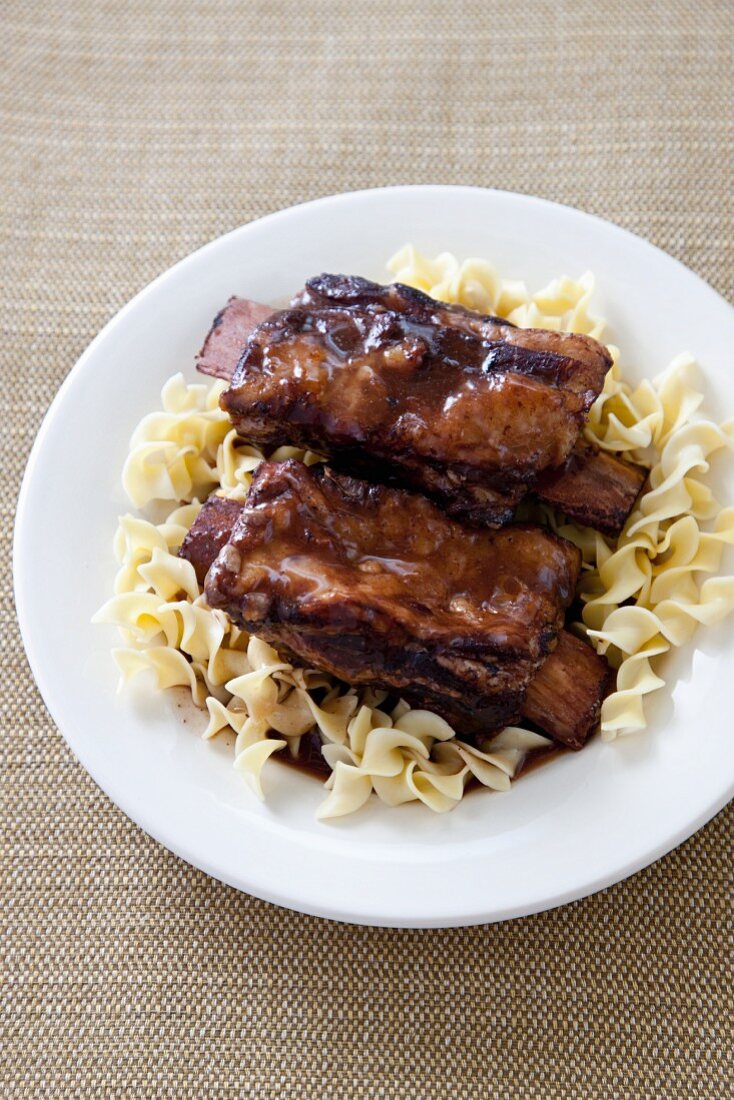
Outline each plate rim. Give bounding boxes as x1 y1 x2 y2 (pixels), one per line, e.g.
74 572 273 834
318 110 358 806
13 184 734 927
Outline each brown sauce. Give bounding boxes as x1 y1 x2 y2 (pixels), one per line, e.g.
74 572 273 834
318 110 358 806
517 740 570 777
274 729 332 781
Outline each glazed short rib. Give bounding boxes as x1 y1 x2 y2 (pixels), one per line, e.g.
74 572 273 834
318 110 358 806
197 277 645 536
181 463 612 748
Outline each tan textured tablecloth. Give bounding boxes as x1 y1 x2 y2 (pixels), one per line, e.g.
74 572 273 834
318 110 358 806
3 2 732 1096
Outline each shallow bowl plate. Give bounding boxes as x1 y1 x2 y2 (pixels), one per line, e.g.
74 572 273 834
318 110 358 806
14 186 734 927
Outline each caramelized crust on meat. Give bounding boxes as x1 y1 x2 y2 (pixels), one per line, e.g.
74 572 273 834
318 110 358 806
202 461 582 734
218 275 613 526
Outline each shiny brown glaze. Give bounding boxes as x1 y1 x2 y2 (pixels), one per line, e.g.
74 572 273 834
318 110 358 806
219 275 612 526
203 461 582 734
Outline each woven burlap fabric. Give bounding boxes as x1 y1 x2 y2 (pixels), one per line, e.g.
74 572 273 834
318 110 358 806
2 1 732 1096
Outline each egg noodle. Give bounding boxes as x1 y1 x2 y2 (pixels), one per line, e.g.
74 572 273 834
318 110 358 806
94 247 734 818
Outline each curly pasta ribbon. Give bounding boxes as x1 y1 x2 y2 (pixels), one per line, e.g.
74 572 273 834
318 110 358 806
388 245 604 339
579 371 734 737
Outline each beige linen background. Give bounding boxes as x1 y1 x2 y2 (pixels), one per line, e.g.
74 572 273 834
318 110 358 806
2 1 732 1096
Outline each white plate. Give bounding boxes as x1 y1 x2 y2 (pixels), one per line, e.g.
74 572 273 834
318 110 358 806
14 186 734 927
